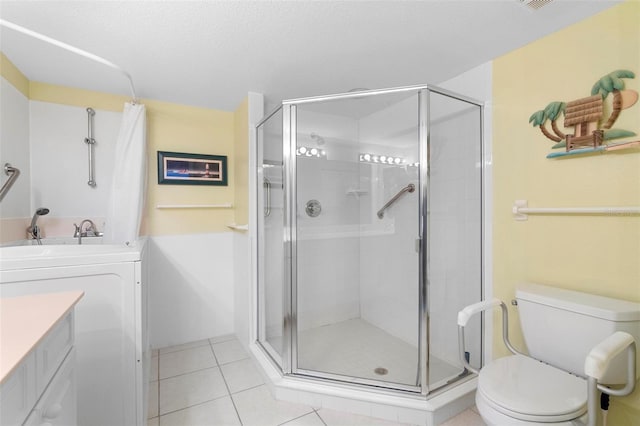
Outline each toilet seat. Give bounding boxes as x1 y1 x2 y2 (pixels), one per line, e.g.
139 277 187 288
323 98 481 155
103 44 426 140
478 354 587 423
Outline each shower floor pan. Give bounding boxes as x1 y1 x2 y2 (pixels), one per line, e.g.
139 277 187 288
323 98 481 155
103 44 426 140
297 318 461 388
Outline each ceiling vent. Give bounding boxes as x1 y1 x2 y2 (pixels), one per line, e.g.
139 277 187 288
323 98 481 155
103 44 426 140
519 0 554 11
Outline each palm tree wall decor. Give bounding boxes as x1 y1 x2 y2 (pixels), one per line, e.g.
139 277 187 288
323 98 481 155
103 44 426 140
529 69 639 158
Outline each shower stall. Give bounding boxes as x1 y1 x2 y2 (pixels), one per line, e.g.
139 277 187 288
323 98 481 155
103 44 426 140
255 85 483 397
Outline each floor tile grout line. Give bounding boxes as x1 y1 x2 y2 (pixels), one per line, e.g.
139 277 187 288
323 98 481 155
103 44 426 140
211 341 244 426
152 337 237 423
156 354 160 421
229 382 264 396
157 392 236 418
148 355 160 421
313 408 328 426
158 364 220 381
217 355 250 367
157 341 212 355
209 340 221 366
275 408 319 426
209 335 239 345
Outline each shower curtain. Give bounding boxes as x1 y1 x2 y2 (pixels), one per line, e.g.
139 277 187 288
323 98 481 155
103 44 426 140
103 102 147 245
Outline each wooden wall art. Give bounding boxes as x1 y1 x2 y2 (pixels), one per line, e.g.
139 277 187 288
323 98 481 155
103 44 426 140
529 70 639 158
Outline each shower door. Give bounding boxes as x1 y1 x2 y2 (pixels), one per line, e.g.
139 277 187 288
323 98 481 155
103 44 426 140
256 85 484 395
425 90 483 389
291 90 423 390
256 107 287 366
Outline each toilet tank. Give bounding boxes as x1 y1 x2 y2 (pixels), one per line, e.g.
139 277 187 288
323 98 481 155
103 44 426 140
516 282 640 384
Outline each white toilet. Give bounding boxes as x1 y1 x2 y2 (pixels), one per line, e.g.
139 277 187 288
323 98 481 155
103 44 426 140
459 282 640 426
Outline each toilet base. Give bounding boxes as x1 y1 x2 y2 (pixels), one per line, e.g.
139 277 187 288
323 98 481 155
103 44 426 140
476 391 588 426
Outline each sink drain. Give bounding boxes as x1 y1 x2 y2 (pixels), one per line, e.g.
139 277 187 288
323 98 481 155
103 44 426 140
374 367 388 375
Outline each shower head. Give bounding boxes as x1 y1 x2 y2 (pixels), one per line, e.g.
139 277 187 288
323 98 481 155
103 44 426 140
29 207 50 230
310 132 325 145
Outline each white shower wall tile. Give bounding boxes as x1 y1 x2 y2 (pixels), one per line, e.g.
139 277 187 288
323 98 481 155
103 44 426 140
29 101 121 218
0 77 30 221
297 237 361 331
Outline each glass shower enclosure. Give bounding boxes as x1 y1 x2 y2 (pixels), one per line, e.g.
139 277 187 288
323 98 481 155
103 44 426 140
256 85 483 395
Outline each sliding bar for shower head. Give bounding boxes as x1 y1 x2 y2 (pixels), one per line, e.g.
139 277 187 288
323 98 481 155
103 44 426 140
85 107 97 187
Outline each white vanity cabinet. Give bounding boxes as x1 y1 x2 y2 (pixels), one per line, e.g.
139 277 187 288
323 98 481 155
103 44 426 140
0 291 83 426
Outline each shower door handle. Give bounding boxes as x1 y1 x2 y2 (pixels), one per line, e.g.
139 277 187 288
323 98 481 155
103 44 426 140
264 178 271 217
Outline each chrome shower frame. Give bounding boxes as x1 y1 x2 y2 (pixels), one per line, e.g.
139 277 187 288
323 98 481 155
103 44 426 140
255 84 485 397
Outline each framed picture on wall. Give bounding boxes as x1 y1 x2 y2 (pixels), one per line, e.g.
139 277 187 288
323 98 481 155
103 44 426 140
157 151 228 186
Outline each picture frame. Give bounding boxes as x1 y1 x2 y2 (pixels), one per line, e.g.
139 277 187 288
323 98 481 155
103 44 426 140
157 151 228 186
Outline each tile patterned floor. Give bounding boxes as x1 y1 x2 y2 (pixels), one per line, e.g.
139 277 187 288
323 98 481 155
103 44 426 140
148 335 485 426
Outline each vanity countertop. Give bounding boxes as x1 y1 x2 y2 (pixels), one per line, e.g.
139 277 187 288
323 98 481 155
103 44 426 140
0 291 84 383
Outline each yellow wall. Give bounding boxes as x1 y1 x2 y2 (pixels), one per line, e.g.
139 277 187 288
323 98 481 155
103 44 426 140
141 98 236 235
0 52 29 97
493 2 640 423
1 55 246 236
233 97 250 226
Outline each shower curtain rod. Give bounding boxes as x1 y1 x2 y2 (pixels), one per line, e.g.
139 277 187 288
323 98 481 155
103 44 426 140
0 19 138 102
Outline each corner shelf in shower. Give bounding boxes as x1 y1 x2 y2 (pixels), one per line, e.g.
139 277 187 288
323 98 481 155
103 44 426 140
345 189 369 196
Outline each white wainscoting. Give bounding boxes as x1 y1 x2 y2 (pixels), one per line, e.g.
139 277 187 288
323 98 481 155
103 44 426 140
149 232 235 348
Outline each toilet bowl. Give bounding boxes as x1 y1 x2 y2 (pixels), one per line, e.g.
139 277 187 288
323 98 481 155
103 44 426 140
476 355 588 425
458 282 640 426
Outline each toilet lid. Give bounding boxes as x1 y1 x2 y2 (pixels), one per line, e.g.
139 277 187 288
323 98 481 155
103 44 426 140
478 355 587 422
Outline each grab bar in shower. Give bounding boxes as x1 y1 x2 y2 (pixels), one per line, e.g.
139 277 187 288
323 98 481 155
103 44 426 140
0 163 21 202
377 183 415 219
85 107 97 187
264 178 271 217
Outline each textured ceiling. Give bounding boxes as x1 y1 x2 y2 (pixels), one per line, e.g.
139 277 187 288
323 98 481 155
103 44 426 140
0 0 620 111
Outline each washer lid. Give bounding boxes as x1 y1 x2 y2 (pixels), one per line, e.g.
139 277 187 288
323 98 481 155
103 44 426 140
478 355 587 422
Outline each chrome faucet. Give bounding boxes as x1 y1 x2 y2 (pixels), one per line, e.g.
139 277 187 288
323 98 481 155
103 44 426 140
73 219 102 244
27 207 50 245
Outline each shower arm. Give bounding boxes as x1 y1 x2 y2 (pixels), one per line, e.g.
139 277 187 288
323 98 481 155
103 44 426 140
0 163 20 202
377 183 415 219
